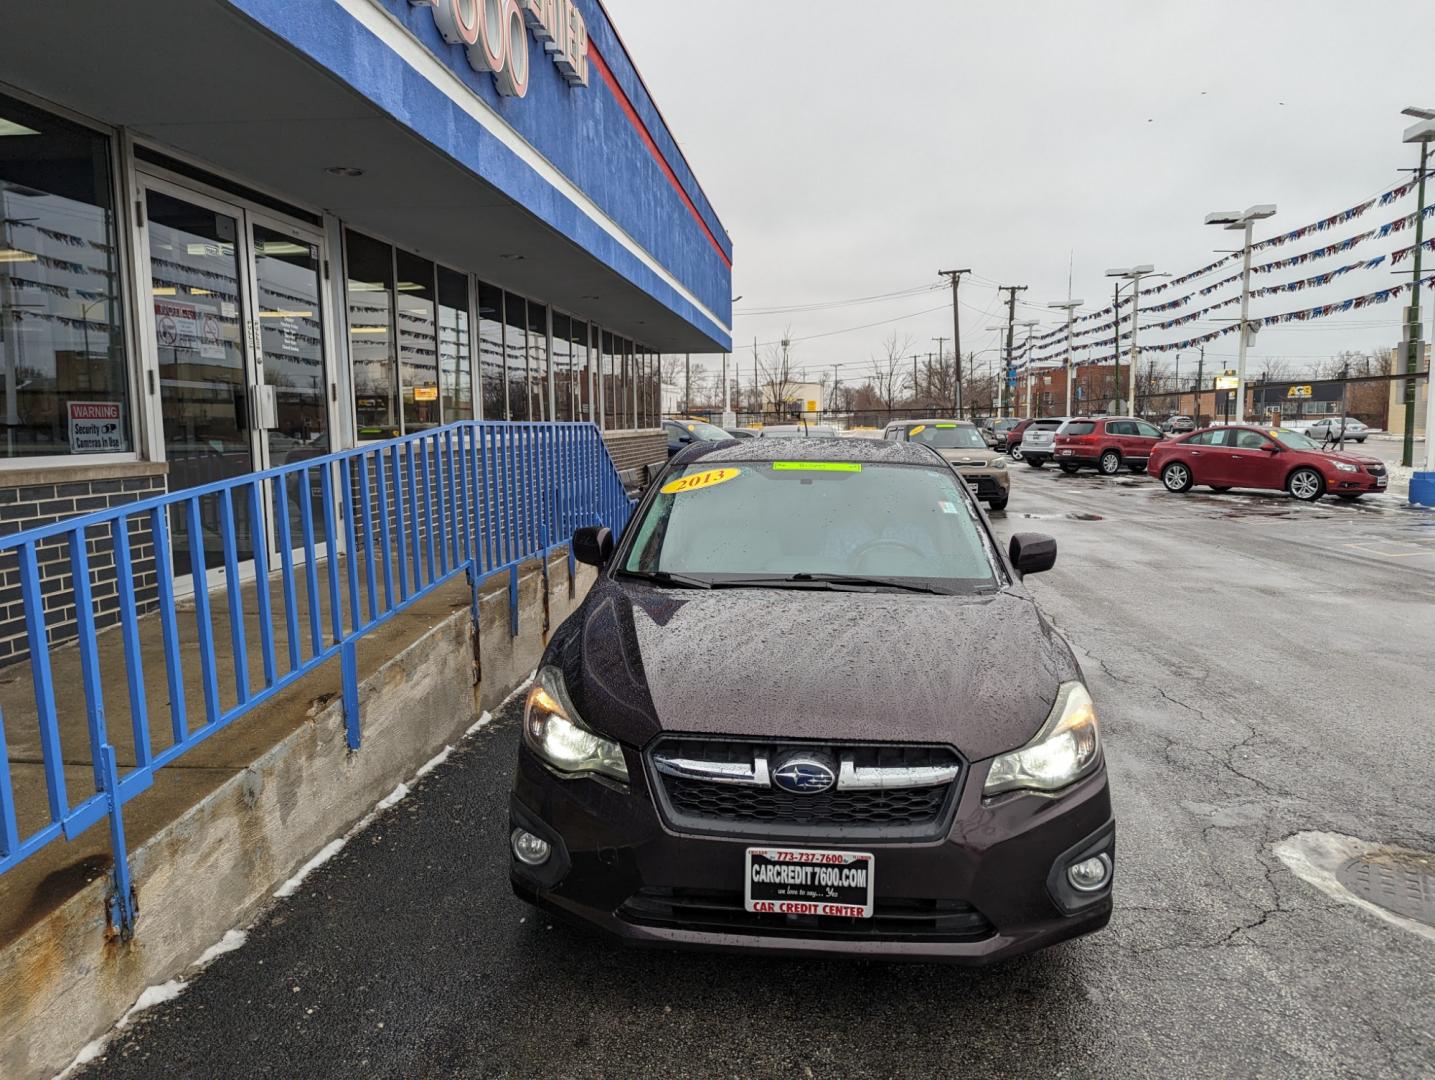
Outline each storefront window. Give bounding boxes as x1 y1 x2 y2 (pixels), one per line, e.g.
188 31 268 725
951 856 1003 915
574 320 593 423
602 330 618 428
552 312 573 422
437 267 472 421
527 300 549 421
478 282 504 420
504 292 528 421
0 92 130 458
345 230 397 439
395 250 438 432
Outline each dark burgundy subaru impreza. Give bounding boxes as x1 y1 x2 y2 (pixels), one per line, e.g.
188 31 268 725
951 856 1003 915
509 438 1113 963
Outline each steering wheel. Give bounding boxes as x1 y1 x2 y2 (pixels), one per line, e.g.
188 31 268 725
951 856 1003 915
850 537 928 574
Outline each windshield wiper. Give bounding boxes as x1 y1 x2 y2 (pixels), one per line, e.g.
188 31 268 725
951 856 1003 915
787 573 949 594
617 569 713 589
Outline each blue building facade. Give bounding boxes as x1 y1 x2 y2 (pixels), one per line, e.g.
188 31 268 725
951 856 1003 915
0 0 731 654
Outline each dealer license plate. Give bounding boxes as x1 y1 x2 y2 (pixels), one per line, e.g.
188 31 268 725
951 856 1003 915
744 847 875 918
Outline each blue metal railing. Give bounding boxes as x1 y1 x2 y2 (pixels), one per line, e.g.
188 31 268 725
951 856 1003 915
0 421 634 937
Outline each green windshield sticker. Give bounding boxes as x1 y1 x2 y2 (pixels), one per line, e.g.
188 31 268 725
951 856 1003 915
771 462 862 473
935 423 957 429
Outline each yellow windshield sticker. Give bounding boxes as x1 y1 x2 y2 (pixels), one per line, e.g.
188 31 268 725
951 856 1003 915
660 467 741 495
935 423 957 429
908 424 926 436
771 462 862 473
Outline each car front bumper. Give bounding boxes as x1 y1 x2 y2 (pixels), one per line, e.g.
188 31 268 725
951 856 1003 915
510 745 1114 964
956 468 1011 499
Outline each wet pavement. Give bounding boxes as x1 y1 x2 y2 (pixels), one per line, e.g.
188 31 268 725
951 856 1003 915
80 467 1435 1079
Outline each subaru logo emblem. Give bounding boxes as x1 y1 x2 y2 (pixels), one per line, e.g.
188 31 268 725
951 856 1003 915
772 755 836 795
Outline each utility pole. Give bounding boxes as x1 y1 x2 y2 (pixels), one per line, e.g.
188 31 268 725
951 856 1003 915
998 285 1026 418
931 337 948 414
1174 353 1182 415
684 353 691 414
1195 347 1205 424
939 269 971 417
752 336 759 419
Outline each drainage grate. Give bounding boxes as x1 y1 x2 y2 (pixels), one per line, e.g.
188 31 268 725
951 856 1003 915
1336 854 1435 928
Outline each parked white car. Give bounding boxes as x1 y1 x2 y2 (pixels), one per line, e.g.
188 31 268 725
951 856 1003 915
1303 417 1369 443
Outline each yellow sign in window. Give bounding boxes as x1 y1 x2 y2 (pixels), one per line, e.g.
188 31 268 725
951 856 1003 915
660 467 742 495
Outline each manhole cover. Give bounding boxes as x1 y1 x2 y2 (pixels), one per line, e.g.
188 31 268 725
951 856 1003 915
1336 855 1435 927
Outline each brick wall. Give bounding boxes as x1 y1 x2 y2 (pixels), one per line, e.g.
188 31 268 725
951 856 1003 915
601 429 666 485
0 464 167 665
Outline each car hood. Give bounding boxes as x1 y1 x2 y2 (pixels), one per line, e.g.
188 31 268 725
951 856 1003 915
555 578 1080 762
1321 449 1382 467
935 447 1003 467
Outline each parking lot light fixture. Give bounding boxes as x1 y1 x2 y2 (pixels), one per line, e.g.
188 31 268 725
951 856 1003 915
1205 205 1276 424
1106 266 1156 414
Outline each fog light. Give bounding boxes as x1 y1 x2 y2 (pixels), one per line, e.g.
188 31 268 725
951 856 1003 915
511 828 551 866
1067 853 1111 892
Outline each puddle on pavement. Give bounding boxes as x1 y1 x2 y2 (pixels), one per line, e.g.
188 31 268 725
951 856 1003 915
1018 512 1105 522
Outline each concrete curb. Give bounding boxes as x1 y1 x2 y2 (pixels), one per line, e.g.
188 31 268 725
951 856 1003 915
1 552 594 1080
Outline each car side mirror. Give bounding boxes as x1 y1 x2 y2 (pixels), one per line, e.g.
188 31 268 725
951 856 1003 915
1009 532 1057 576
1262 444 1280 453
572 525 614 566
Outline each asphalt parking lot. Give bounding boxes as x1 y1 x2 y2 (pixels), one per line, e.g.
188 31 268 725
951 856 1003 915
80 464 1435 1080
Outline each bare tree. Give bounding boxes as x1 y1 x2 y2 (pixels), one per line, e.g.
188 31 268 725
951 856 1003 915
757 327 801 416
869 331 915 409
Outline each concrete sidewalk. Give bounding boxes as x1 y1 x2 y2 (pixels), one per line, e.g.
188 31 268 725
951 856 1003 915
1 545 593 1079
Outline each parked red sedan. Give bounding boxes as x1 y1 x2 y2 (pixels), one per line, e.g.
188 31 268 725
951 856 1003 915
1148 425 1388 502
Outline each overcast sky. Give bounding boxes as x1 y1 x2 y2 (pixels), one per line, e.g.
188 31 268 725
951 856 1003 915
604 0 1434 386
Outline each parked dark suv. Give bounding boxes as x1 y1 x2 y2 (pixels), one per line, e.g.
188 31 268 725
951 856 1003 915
509 439 1114 964
1053 416 1164 475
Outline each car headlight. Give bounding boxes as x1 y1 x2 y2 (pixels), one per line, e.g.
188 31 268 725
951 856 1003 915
1333 461 1357 473
523 666 629 783
983 682 1100 795
990 458 1007 470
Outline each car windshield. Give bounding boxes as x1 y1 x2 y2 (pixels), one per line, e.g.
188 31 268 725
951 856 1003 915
676 419 729 441
905 423 986 449
1271 428 1320 451
621 460 999 592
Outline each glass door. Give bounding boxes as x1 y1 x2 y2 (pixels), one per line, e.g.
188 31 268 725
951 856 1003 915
247 217 332 569
141 177 335 586
142 184 260 581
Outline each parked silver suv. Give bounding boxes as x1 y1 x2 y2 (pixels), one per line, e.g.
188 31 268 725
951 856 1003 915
1018 418 1070 468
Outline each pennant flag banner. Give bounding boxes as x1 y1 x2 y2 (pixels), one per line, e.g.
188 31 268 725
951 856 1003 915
1249 179 1417 253
1249 256 1386 297
1391 237 1435 265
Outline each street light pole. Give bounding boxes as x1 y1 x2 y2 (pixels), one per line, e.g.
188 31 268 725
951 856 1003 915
1205 204 1277 424
1048 299 1083 416
1399 109 1435 473
1106 265 1156 416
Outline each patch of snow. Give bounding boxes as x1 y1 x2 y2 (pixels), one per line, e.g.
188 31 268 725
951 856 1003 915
466 710 494 737
273 838 346 899
415 745 453 779
119 980 186 1026
1274 831 1435 945
375 782 410 810
194 929 248 967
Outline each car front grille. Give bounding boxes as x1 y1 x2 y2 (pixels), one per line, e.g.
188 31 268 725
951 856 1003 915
646 737 964 840
619 887 994 942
